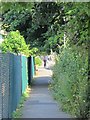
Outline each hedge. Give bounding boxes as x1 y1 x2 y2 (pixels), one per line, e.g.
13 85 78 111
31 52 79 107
51 45 89 118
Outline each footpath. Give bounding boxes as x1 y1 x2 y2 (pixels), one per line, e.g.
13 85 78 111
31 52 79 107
21 64 71 118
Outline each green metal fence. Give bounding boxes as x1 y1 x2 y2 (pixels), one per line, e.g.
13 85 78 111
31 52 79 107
0 53 35 119
21 56 28 94
0 53 9 119
28 56 35 85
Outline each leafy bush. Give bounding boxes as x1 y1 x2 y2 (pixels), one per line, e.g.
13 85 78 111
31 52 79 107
35 56 42 66
0 30 30 56
51 46 89 118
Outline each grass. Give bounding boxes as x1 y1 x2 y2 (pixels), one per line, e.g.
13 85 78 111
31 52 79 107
12 86 31 118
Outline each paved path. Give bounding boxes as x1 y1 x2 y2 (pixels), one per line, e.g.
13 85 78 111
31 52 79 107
22 66 71 118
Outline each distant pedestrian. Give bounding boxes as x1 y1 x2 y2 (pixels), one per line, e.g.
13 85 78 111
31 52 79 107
43 56 48 67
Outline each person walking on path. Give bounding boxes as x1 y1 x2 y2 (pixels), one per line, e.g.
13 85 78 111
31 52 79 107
43 56 48 68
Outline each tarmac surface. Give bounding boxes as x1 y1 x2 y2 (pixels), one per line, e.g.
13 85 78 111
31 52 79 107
22 65 71 118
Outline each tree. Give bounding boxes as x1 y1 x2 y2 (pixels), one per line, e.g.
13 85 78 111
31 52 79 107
1 2 90 118
1 2 89 53
2 2 65 53
2 3 33 44
0 30 30 56
63 3 89 46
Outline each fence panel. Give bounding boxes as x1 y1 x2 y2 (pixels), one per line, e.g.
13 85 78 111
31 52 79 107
2 53 9 118
9 53 14 117
0 77 2 120
31 56 35 77
28 56 31 85
21 56 28 94
0 53 2 120
12 55 22 111
0 53 30 119
28 56 35 85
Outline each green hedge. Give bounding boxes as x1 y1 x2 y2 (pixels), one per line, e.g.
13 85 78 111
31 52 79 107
51 46 89 118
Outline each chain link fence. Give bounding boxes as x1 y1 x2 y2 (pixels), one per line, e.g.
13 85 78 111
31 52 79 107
0 53 34 119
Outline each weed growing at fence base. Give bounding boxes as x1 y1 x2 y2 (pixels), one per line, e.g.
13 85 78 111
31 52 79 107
12 86 31 118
